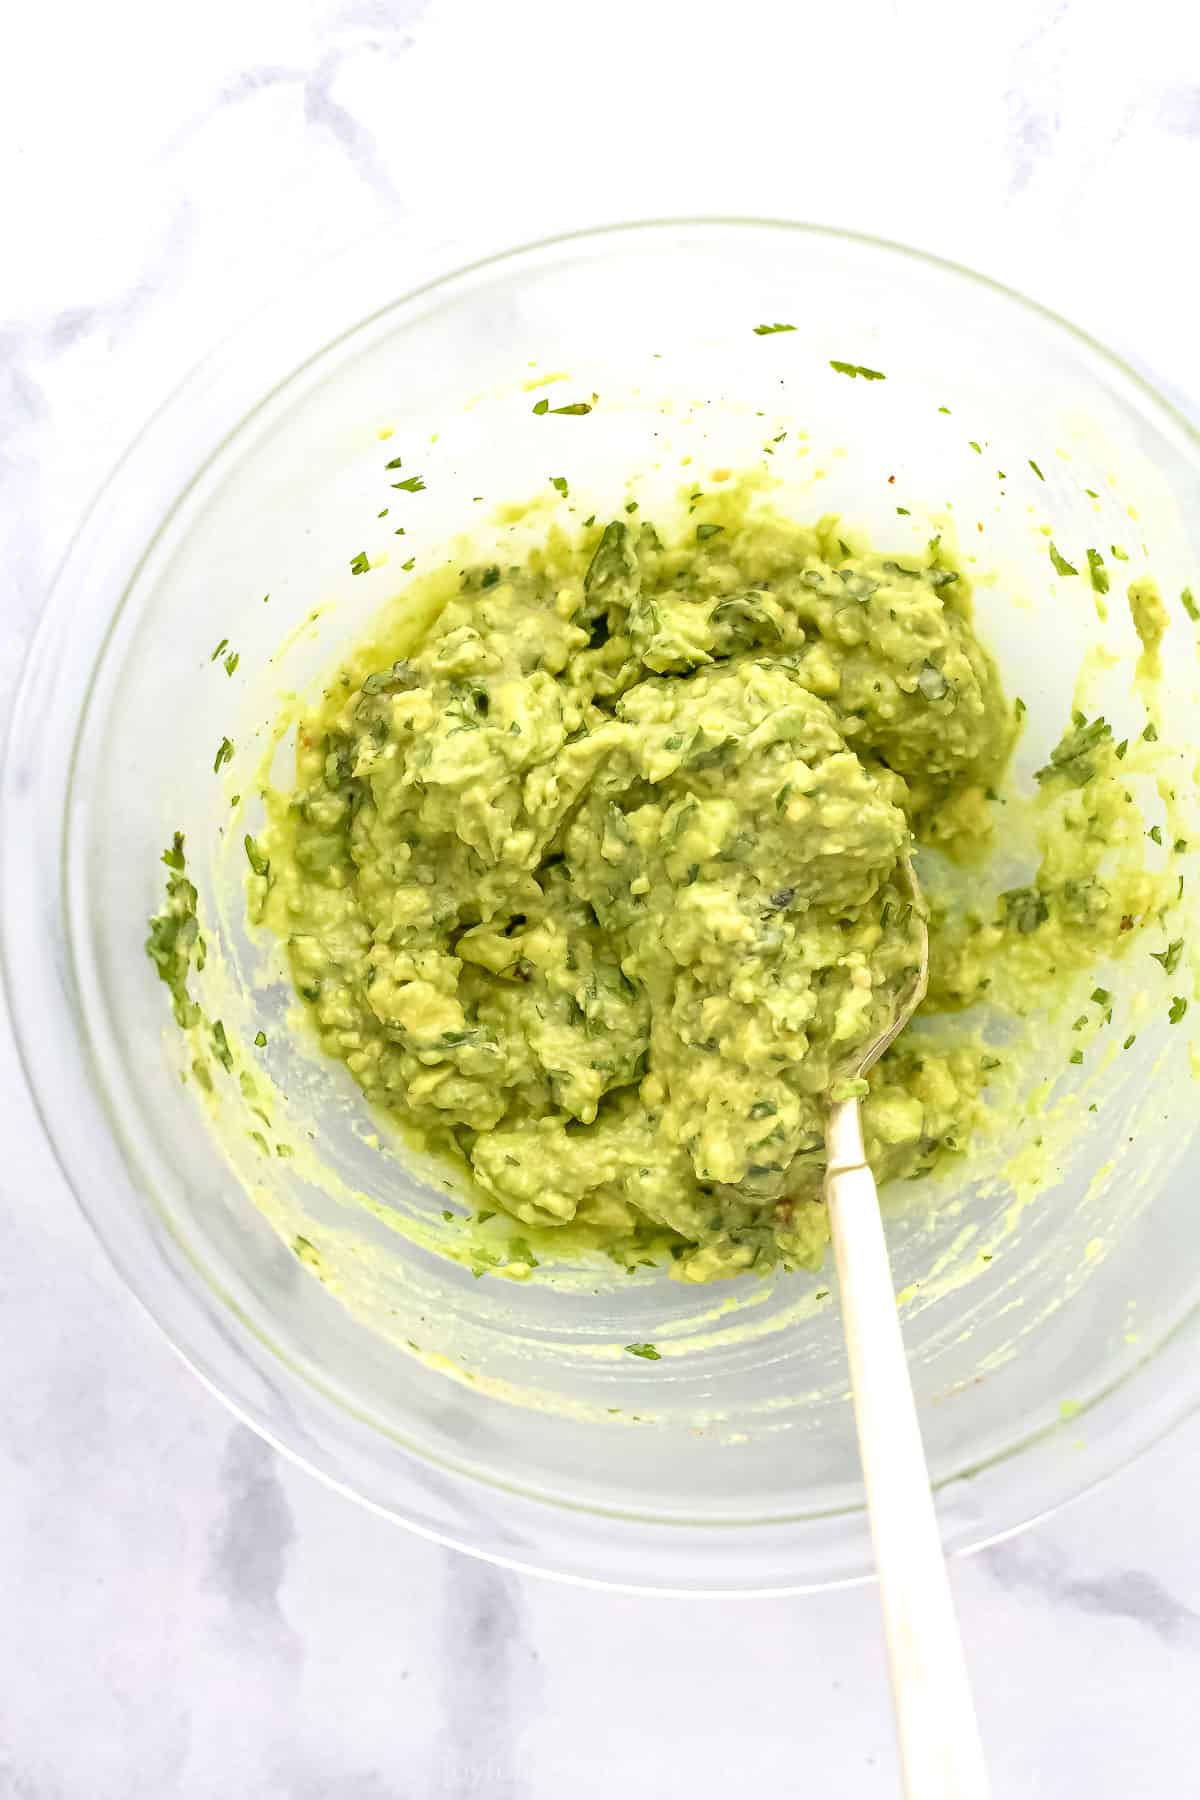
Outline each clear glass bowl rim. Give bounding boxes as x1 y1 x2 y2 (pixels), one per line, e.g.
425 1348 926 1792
6 214 1200 1596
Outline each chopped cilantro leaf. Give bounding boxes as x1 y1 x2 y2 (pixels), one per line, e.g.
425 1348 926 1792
349 551 370 575
1150 939 1184 976
1028 458 1044 481
830 360 886 380
1002 886 1049 933
1034 714 1111 786
550 475 569 497
145 851 203 1029
1169 995 1188 1024
1183 587 1200 623
213 736 234 773
244 835 270 878
1048 542 1077 577
695 523 724 541
754 322 796 335
1086 548 1109 594
624 1342 661 1360
392 475 425 492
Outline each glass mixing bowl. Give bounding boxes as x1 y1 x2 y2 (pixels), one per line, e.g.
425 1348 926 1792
6 220 1200 1594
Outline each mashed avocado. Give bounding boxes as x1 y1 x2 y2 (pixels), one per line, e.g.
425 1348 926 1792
257 510 1019 1279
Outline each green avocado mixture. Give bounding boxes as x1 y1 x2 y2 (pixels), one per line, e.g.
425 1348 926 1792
142 498 1175 1283
252 509 1033 1280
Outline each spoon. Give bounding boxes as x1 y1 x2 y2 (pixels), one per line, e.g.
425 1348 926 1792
824 852 990 1799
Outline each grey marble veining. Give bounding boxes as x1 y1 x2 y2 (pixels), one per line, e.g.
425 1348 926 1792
5 1 1200 1793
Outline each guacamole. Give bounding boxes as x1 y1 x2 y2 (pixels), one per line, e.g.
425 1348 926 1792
257 510 1019 1279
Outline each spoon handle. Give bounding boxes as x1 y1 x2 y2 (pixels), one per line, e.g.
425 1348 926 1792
825 1096 990 1800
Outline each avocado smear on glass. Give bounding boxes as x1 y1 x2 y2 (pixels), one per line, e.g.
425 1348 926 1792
255 508 1031 1280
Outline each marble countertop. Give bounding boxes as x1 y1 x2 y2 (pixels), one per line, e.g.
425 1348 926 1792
5 2 1200 1792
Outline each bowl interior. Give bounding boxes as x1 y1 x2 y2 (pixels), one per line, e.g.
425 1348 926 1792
10 222 1200 1590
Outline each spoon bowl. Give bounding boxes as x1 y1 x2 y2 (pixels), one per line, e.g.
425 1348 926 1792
850 851 930 1085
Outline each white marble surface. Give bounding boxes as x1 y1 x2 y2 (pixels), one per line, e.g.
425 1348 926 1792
5 2 1200 1793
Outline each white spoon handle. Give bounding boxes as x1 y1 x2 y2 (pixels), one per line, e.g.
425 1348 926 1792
825 1097 990 1800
